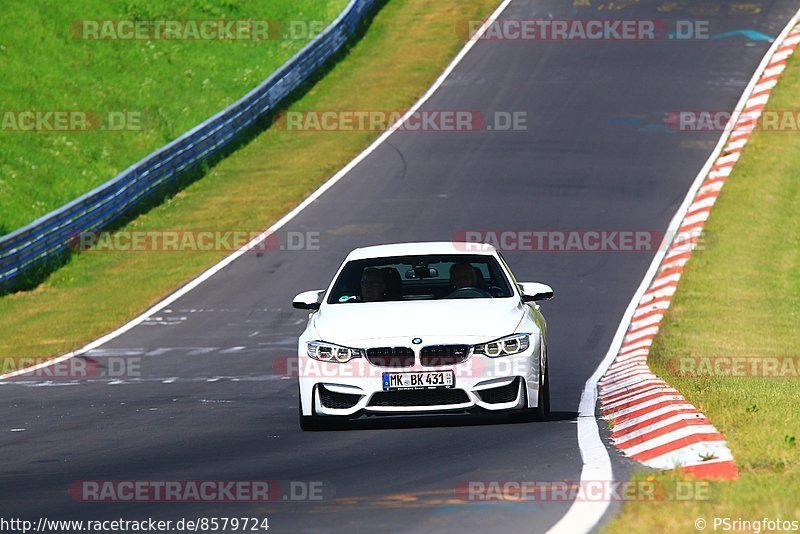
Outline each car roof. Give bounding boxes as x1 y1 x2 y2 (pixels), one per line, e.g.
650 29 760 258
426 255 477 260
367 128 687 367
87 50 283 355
345 242 497 261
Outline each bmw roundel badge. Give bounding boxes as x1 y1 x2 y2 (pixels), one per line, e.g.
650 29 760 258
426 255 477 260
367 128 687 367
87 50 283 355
412 337 422 345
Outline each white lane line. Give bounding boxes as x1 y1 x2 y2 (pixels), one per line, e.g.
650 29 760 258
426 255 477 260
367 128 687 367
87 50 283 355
620 425 723 457
600 364 649 383
602 387 678 412
629 312 663 331
623 325 660 343
604 395 685 420
600 374 663 395
0 375 287 387
613 412 708 446
599 368 651 385
601 383 668 405
610 404 700 432
641 442 733 470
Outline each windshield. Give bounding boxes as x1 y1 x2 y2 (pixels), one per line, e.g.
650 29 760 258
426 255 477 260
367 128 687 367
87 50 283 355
327 254 514 304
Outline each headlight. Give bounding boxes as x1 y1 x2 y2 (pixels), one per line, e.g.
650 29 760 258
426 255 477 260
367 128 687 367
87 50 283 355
473 334 530 357
307 341 364 363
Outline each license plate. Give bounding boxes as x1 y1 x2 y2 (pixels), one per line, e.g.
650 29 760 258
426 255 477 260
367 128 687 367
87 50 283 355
382 371 455 390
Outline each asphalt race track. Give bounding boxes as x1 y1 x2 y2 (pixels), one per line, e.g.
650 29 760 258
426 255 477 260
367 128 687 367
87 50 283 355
2 1 799 532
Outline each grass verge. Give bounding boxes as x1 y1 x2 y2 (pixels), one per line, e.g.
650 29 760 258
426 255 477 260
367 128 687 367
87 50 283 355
605 43 800 532
0 0 347 233
0 0 500 364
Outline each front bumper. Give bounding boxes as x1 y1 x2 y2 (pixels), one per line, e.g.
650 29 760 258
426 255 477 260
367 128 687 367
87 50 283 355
298 347 540 416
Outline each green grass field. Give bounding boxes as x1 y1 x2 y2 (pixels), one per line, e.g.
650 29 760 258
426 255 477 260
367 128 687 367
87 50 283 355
0 0 501 362
0 0 347 234
605 46 800 533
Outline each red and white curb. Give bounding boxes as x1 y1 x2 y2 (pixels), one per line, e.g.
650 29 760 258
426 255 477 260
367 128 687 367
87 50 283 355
598 23 800 479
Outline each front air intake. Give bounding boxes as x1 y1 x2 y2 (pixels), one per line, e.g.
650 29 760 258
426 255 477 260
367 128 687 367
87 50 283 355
368 389 470 407
318 385 362 409
477 377 521 404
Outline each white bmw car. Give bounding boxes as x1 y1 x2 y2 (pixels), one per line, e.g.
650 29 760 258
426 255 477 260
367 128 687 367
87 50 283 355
292 242 553 430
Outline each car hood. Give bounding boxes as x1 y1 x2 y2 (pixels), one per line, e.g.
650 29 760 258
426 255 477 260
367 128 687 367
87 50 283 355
313 298 526 345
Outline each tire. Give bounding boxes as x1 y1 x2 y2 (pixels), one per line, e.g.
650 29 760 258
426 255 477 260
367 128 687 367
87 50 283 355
299 411 324 431
510 379 537 423
535 354 550 421
299 414 324 431
298 387 323 431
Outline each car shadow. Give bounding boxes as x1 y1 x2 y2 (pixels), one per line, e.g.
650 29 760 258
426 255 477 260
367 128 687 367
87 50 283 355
307 410 579 431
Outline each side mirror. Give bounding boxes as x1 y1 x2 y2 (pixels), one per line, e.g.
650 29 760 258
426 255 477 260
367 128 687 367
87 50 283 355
293 290 325 310
518 282 554 303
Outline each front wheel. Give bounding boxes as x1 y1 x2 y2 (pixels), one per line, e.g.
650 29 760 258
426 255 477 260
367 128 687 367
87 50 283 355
510 358 549 423
299 413 324 431
298 387 323 431
535 356 550 420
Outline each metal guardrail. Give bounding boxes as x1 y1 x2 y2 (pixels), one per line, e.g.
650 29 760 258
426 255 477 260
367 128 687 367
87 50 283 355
0 0 377 290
